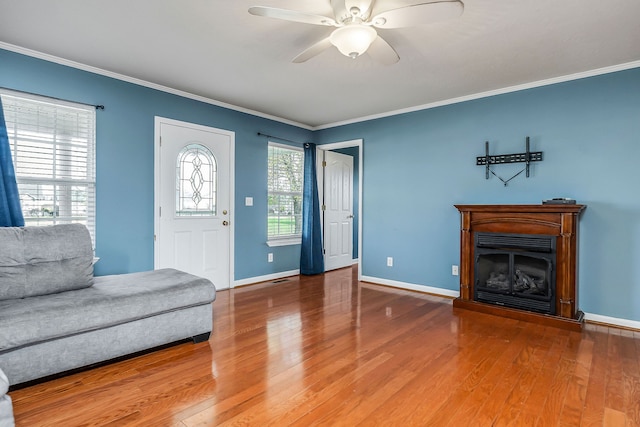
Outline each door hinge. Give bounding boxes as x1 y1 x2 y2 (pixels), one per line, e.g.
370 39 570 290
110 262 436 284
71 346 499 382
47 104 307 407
321 204 326 211
154 234 156 242
322 161 327 167
159 206 162 217
159 136 162 146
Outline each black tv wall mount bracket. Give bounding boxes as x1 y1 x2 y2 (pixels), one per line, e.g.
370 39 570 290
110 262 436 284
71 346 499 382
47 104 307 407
476 137 543 186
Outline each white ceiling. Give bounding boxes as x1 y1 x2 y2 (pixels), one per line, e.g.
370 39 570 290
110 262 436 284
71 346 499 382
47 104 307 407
1 0 639 128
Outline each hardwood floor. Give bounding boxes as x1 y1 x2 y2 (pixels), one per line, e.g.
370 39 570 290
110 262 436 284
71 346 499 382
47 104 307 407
9 266 640 426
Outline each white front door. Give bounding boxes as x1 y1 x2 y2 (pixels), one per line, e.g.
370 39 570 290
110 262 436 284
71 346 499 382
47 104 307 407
155 118 234 290
323 150 354 271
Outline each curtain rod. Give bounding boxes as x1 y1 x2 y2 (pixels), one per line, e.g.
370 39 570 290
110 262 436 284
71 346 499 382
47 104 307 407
257 132 306 145
0 86 104 110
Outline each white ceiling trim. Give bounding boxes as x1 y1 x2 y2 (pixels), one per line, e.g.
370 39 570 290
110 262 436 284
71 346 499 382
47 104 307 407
0 41 313 131
2 41 639 131
315 60 640 130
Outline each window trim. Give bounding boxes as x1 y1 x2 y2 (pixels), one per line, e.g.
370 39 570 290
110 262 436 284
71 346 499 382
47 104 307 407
266 237 302 247
0 88 96 246
267 141 304 245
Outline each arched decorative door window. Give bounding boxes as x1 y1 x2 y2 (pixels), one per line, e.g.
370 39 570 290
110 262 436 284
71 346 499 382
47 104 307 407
176 144 217 216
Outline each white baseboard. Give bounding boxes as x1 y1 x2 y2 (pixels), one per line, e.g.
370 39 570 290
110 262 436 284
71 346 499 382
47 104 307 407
583 312 640 330
359 276 639 330
234 271 639 331
234 269 300 288
360 275 460 298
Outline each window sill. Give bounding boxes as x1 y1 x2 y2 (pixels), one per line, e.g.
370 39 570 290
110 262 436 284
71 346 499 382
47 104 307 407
267 238 301 247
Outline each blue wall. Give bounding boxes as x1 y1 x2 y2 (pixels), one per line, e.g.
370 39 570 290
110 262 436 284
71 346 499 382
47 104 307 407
2 47 639 322
316 67 640 322
0 48 311 279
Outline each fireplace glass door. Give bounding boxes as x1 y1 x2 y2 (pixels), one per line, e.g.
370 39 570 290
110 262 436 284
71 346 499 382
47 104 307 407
474 233 556 315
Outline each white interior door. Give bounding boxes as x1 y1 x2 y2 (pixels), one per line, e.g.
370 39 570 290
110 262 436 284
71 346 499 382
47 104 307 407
155 118 233 290
323 150 354 271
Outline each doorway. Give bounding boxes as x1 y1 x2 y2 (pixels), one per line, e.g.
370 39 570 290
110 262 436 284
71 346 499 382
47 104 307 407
154 117 235 290
317 139 363 280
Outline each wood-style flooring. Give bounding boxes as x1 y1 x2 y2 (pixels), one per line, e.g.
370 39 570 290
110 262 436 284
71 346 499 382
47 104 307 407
9 266 640 426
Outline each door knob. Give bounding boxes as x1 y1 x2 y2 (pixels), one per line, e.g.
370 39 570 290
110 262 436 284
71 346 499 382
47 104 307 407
347 215 354 218
222 220 229 226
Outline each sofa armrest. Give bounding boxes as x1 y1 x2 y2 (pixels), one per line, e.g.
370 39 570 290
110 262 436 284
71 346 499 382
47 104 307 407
0 368 15 427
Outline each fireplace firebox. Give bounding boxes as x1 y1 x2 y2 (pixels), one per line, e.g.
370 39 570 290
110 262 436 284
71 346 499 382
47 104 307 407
474 232 556 315
454 204 586 331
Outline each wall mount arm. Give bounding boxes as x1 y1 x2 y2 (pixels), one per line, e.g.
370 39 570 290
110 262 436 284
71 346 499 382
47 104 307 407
476 137 543 185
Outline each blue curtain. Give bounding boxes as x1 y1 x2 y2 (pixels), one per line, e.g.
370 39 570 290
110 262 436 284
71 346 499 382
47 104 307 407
0 98 24 227
300 142 324 275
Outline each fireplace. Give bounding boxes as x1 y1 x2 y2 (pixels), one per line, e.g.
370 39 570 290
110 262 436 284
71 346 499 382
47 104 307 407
454 204 586 330
474 232 556 315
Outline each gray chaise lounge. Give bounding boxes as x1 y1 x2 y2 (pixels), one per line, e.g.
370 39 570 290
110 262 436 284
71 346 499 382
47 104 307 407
0 224 216 387
0 368 13 427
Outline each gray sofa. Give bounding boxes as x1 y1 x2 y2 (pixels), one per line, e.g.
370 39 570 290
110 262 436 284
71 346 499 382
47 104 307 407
0 224 216 388
0 368 13 427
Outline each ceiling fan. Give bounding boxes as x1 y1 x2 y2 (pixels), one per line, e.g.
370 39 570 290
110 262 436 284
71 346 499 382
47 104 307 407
248 0 464 64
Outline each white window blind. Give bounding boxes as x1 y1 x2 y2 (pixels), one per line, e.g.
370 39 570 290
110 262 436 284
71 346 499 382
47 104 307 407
267 142 303 241
0 90 96 244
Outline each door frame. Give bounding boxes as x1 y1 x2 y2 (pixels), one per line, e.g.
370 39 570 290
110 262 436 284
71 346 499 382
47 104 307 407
317 139 363 281
153 116 235 288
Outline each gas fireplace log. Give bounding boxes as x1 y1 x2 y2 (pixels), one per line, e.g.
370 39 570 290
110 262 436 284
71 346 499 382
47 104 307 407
514 270 545 294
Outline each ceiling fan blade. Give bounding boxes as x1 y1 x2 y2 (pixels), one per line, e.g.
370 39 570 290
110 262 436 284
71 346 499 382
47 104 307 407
371 0 464 29
249 6 336 26
367 35 399 65
330 0 348 21
292 37 333 63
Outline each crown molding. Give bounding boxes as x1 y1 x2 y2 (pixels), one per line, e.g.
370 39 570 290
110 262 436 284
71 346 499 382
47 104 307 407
0 42 312 130
314 60 640 130
3 42 638 132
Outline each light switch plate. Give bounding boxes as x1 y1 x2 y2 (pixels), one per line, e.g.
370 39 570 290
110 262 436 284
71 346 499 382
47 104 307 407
245 197 253 206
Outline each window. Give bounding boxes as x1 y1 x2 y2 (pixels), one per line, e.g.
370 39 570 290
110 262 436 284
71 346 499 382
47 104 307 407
267 142 303 244
176 144 217 217
0 89 96 244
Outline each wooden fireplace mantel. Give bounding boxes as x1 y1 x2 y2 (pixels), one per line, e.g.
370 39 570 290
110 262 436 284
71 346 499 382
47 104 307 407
453 204 586 331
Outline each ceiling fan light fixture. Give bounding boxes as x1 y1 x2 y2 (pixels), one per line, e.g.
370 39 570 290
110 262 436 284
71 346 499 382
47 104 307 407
330 25 377 59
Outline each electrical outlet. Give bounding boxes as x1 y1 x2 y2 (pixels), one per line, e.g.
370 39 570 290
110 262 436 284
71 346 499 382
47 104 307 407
387 257 393 267
452 265 459 276
268 253 273 263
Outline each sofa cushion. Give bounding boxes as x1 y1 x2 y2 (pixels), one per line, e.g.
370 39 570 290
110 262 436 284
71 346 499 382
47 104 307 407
0 368 7 396
0 224 94 301
0 268 215 353
0 394 14 427
0 368 12 427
